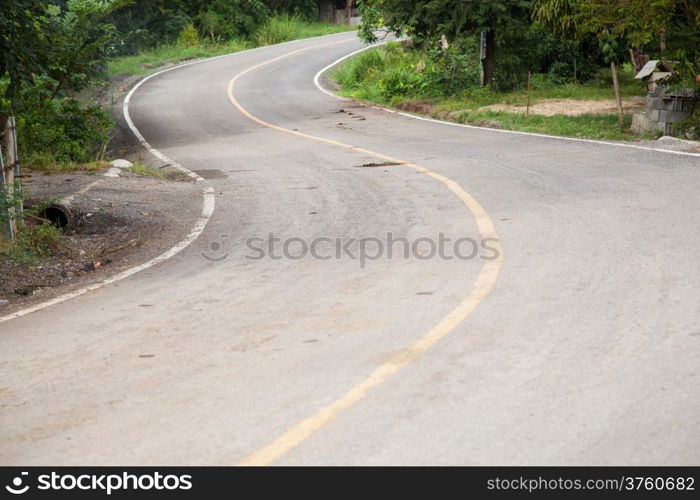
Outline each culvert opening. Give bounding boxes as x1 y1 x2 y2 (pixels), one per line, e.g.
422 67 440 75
38 205 72 231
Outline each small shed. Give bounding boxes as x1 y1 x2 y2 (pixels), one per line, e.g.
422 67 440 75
635 60 673 92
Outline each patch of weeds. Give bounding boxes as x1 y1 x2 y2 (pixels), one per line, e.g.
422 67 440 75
131 163 165 179
24 154 109 174
448 110 647 141
0 223 63 264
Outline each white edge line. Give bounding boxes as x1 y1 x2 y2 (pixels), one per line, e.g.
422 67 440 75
314 44 700 158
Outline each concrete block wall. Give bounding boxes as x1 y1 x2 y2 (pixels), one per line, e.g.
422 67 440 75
631 91 696 136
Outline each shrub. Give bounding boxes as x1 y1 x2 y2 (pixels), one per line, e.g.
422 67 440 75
255 14 304 45
6 223 64 263
177 24 200 47
17 95 112 167
676 106 700 140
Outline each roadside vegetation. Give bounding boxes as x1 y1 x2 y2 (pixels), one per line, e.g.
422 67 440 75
344 0 699 141
130 162 166 179
333 42 647 140
109 14 354 78
0 222 63 264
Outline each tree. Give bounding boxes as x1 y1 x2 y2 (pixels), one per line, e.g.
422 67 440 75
0 0 48 108
534 0 699 130
1 0 127 107
358 0 532 87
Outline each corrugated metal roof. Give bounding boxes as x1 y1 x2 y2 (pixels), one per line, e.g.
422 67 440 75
635 60 673 79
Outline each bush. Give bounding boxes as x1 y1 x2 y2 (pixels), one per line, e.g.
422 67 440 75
676 107 700 140
177 24 200 47
334 41 481 103
5 223 64 263
6 78 112 170
195 0 270 41
17 97 112 167
255 14 305 45
419 40 481 96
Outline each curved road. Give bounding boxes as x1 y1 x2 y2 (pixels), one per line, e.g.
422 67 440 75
2 32 699 465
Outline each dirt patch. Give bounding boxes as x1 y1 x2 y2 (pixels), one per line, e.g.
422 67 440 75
397 101 437 115
481 97 646 116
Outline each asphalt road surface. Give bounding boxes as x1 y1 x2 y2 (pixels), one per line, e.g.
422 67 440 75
1 32 699 465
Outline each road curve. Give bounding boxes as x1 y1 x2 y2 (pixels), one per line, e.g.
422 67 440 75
1 32 699 465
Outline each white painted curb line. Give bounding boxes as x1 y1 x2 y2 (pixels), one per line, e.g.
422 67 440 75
314 45 700 158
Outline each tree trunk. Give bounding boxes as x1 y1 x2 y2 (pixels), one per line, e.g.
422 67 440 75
610 61 625 132
482 29 496 88
659 28 666 56
628 48 638 71
2 116 19 240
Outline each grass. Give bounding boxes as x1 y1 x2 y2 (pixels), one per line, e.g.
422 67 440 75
24 153 109 174
0 223 63 264
130 162 165 178
254 14 355 46
108 16 355 78
333 43 652 142
440 110 636 141
108 39 251 77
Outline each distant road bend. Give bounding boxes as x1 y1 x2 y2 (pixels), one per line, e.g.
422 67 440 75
1 31 699 465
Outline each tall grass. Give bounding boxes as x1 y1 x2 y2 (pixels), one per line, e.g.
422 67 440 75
108 39 251 77
108 16 355 78
255 14 354 46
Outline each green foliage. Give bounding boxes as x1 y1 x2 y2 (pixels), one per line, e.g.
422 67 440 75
448 109 638 140
0 180 24 230
256 14 355 46
0 0 47 106
675 108 700 140
334 45 650 141
108 17 353 77
2 223 63 263
177 23 201 46
14 82 113 166
535 0 700 90
193 0 270 41
131 162 165 178
267 0 318 20
1 0 126 106
333 42 481 103
107 39 251 76
0 2 118 172
359 0 532 44
419 41 482 95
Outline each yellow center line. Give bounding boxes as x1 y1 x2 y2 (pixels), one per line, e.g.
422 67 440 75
226 39 504 466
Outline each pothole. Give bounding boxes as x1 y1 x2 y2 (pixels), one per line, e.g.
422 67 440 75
355 161 404 168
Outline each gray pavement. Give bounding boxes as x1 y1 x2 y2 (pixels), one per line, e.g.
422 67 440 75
1 32 698 465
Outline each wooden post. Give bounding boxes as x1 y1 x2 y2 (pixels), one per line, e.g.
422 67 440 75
1 117 18 239
346 0 352 26
9 117 22 217
526 71 532 117
610 61 625 132
0 142 9 240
